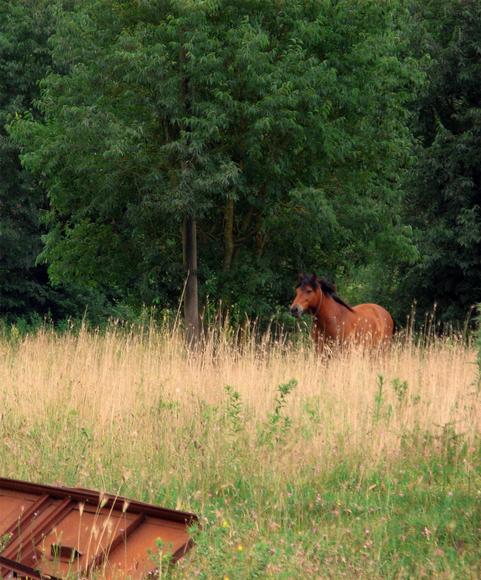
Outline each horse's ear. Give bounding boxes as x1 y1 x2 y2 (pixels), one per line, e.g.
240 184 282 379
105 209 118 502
309 274 319 288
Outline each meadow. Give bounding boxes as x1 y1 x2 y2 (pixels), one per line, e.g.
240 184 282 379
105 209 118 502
0 322 480 578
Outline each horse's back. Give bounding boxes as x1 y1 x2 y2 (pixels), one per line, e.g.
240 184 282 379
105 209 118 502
352 303 394 343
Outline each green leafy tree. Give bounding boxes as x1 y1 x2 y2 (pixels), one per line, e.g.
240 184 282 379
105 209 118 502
12 0 421 323
0 0 59 320
0 0 108 323
400 0 481 324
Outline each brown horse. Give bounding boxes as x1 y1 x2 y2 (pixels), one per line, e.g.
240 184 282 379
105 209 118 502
290 274 394 350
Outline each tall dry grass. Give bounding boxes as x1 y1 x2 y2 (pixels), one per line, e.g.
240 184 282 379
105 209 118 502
0 324 478 482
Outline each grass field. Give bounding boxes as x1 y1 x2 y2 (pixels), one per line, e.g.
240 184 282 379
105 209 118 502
0 323 480 578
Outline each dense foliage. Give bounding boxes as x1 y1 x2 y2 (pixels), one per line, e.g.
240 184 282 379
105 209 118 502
0 0 58 320
1 0 479 326
0 0 119 324
399 0 481 323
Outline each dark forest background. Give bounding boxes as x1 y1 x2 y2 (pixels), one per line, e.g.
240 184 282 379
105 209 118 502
1 0 480 329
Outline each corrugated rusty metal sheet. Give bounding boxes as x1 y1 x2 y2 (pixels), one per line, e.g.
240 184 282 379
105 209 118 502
0 477 197 579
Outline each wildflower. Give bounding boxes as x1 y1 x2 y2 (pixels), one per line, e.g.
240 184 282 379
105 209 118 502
422 527 431 539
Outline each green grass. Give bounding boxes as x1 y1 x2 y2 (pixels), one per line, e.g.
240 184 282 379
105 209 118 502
3 394 480 578
180 451 481 579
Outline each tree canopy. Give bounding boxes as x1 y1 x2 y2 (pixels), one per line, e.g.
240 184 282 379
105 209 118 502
0 0 59 320
400 0 481 323
11 0 421 321
3 0 479 328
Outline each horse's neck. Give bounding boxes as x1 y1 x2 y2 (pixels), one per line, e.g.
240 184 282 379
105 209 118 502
314 296 354 331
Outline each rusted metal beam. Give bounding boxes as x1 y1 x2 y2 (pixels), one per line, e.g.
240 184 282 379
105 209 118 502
0 554 62 579
0 477 198 579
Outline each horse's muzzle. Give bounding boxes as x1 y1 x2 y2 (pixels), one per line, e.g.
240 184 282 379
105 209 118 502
290 305 303 318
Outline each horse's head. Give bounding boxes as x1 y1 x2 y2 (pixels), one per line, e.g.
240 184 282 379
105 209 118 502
291 274 354 318
290 273 322 318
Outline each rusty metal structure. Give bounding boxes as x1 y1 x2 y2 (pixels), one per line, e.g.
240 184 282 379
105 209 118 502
0 477 197 579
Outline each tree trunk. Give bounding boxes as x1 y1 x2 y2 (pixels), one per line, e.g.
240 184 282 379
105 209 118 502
223 197 235 271
183 215 199 344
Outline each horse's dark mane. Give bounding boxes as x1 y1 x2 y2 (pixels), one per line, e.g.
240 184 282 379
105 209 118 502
297 273 355 312
318 278 336 295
